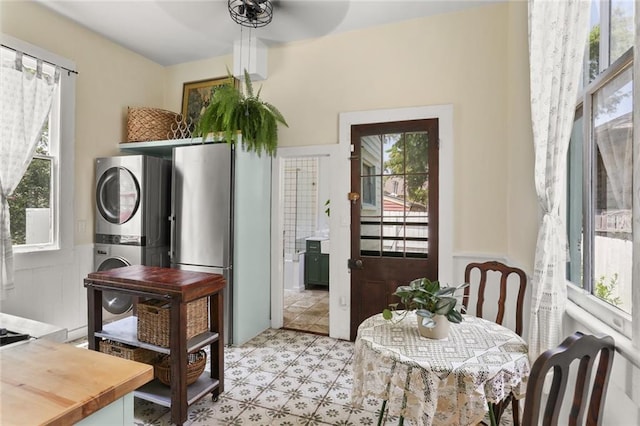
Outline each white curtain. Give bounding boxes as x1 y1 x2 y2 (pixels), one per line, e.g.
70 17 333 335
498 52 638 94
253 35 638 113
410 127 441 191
0 51 60 299
528 0 591 359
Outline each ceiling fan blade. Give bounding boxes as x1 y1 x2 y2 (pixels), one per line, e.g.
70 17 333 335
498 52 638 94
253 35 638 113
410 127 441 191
265 0 350 41
155 1 237 56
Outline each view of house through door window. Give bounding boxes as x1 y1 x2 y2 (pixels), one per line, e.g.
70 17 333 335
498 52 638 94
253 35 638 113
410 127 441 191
350 119 439 340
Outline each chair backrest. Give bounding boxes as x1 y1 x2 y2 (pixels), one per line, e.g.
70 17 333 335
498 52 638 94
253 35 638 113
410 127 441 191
463 260 527 336
522 332 615 426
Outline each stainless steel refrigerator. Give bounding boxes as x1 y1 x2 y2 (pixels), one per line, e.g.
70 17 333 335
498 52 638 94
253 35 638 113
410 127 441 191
170 143 234 344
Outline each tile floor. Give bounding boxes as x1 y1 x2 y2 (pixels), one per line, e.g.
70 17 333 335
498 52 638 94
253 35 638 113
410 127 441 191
133 328 389 425
77 327 510 425
283 289 329 335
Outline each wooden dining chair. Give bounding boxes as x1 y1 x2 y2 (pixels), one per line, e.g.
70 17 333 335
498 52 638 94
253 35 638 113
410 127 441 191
463 260 527 336
522 331 615 426
464 260 527 424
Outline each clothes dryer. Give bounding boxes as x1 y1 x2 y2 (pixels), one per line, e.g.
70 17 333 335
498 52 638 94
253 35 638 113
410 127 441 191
95 155 170 247
94 243 168 321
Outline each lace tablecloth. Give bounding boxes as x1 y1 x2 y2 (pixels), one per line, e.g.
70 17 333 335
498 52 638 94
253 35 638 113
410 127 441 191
352 312 530 426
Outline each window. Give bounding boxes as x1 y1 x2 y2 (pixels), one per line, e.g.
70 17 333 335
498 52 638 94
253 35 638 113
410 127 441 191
566 0 635 337
359 129 434 258
1 35 75 265
4 46 58 250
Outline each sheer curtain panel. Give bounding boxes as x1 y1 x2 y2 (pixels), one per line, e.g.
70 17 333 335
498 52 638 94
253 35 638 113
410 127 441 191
528 0 591 359
0 50 60 299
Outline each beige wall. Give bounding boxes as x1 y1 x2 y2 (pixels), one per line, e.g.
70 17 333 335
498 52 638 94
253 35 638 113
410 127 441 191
164 2 532 267
506 1 537 270
3 1 536 270
1 1 166 245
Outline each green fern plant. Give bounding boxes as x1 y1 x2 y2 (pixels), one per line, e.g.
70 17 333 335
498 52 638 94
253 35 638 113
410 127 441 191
194 69 288 157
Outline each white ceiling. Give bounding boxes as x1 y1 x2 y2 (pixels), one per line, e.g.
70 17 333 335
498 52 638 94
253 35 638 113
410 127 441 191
38 0 500 66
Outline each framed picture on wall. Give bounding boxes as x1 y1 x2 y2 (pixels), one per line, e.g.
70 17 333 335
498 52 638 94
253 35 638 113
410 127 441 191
181 76 235 132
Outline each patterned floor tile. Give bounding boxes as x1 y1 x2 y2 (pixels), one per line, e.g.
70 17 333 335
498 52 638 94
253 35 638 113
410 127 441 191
253 388 290 408
233 406 273 425
245 370 278 387
282 396 318 418
307 367 340 384
314 402 350 423
296 380 330 400
270 414 305 425
270 374 302 393
346 408 379 426
295 353 324 370
283 363 314 379
324 383 352 405
130 328 388 426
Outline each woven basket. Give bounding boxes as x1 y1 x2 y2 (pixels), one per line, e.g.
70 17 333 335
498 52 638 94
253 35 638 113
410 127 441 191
126 107 180 142
99 340 158 364
137 298 208 347
154 350 207 386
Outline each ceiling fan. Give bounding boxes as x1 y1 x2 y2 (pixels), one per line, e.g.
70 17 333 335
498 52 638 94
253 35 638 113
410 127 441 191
229 0 274 28
151 0 350 56
224 0 350 39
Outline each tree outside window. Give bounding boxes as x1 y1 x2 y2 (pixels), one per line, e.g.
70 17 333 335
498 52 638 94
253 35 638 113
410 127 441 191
8 123 53 246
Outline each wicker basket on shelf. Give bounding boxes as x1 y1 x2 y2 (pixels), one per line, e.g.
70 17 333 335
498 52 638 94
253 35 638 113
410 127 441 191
137 298 208 348
126 107 181 142
99 340 158 364
154 350 207 386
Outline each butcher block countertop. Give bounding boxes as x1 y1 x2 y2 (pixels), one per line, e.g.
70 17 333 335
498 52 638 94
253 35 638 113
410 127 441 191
85 264 226 302
0 338 153 425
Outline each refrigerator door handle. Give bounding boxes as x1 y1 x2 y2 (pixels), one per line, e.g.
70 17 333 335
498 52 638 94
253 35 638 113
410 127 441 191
169 215 175 260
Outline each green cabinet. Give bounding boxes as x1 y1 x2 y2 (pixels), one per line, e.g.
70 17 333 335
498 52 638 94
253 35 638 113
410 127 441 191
304 240 329 288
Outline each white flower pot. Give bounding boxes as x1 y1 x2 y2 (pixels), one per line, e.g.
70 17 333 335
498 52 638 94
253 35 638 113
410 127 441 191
416 314 450 339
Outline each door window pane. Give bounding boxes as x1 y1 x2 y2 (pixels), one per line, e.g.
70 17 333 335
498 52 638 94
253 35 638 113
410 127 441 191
359 129 432 259
383 134 403 174
361 173 379 208
406 175 429 211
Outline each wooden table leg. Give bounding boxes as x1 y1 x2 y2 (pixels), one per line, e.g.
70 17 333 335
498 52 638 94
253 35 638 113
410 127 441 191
210 291 224 398
170 299 188 425
85 283 102 351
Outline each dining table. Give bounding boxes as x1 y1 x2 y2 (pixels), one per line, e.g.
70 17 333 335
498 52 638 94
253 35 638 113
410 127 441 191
352 311 530 426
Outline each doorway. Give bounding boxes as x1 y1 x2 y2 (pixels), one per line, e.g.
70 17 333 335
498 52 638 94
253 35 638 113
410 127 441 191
336 105 454 341
349 119 440 340
270 105 453 341
281 156 330 335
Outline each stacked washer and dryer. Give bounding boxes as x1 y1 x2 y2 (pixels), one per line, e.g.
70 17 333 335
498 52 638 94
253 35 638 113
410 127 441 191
94 155 171 321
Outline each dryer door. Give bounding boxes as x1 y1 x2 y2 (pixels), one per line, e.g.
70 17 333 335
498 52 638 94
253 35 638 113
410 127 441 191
96 167 140 225
97 257 134 315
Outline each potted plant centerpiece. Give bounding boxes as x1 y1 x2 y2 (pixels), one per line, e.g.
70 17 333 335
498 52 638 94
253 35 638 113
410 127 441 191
194 69 288 157
382 278 469 339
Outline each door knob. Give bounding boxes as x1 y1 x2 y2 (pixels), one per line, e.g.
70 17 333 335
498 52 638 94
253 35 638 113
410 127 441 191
348 258 363 270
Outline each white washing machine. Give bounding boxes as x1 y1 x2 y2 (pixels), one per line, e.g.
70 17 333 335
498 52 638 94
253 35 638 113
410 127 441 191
94 244 168 321
95 155 171 247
